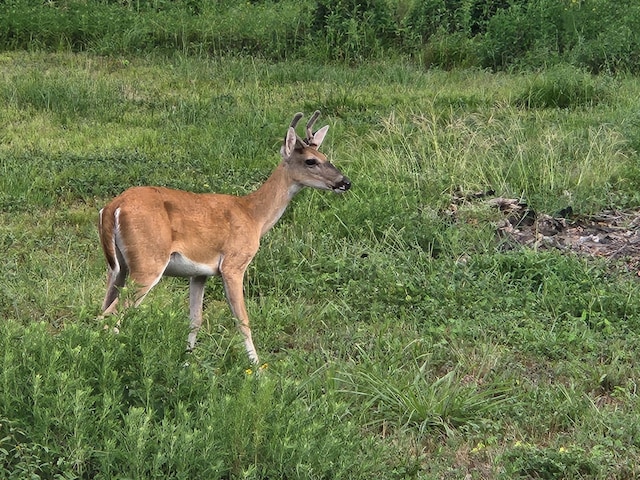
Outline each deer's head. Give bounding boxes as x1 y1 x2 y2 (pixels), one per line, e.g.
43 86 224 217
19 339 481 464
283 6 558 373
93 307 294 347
281 111 351 193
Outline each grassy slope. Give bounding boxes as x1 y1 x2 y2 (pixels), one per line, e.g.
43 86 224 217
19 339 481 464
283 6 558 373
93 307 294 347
2 51 640 478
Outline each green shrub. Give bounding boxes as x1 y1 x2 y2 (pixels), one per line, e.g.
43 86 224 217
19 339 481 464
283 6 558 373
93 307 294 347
311 0 396 61
404 0 511 41
2 0 640 71
481 0 564 71
567 0 640 73
0 313 397 479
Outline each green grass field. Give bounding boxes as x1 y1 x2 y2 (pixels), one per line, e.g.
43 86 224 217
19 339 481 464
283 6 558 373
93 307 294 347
2 51 640 478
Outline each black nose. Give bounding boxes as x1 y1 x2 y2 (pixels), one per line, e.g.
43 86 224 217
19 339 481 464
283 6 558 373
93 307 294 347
335 177 351 192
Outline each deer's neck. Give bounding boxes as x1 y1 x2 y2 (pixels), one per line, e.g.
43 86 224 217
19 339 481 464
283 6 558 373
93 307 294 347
243 163 301 237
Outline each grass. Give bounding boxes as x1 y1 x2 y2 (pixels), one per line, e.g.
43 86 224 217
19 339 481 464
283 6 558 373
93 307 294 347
2 51 640 478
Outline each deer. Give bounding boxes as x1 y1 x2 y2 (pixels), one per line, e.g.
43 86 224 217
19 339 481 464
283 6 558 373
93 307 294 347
98 111 351 364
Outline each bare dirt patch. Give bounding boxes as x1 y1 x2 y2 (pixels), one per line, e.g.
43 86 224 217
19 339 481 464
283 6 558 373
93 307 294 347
451 190 640 274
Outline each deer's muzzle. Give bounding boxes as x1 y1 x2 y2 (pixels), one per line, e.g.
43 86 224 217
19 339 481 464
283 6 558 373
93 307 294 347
332 176 351 193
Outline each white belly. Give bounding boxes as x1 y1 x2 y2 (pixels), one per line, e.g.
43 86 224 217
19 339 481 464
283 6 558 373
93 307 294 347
163 252 218 277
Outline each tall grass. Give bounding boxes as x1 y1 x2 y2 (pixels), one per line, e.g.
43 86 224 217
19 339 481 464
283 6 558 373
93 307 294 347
338 359 510 436
0 0 309 58
2 52 640 477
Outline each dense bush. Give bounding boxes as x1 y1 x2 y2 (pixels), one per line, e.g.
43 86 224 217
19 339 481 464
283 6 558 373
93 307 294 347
312 0 397 61
1 0 640 71
480 0 640 72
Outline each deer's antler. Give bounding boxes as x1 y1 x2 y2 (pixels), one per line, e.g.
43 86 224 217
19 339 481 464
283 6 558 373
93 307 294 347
305 110 321 144
290 112 304 129
288 111 323 147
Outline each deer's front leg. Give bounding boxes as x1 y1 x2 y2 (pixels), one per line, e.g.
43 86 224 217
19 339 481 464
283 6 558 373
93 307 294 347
221 267 259 365
188 275 207 350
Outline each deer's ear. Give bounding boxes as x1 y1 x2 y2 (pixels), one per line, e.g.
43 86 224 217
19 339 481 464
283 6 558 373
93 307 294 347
311 125 329 148
284 127 297 158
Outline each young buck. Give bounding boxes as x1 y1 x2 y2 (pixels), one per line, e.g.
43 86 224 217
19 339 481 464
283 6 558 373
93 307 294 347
98 111 350 364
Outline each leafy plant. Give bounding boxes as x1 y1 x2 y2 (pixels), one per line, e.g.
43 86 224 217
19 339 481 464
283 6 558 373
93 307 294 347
501 443 601 479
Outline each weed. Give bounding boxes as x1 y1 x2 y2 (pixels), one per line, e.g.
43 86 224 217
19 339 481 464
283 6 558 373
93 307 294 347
501 443 602 479
515 65 610 109
338 361 510 437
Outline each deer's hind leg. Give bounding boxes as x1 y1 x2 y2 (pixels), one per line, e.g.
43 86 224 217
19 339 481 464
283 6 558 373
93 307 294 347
101 245 129 315
101 241 166 322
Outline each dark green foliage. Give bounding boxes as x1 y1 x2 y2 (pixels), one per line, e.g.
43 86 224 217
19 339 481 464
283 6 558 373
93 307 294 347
564 0 640 74
312 0 397 61
403 0 511 41
0 0 136 51
417 31 479 70
479 0 564 70
0 0 308 58
2 0 640 71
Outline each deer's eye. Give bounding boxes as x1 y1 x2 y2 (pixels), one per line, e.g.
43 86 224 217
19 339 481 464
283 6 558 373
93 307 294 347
305 159 318 166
